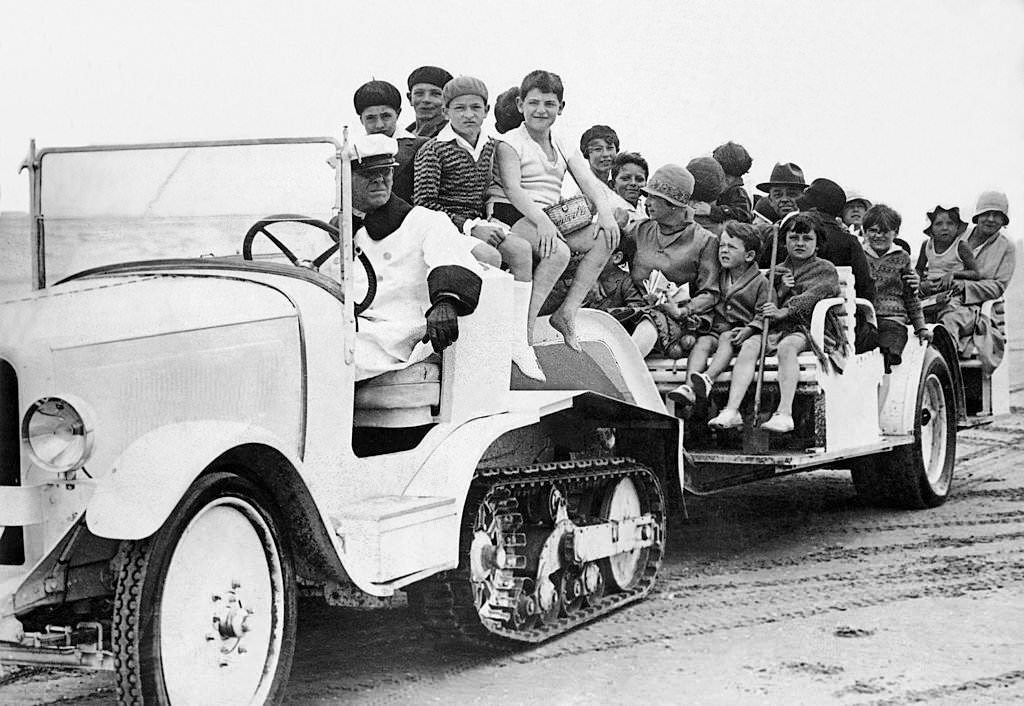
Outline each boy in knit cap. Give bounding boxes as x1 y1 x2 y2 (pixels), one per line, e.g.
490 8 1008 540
405 65 454 138
413 76 545 381
710 141 754 224
352 79 426 204
862 204 931 373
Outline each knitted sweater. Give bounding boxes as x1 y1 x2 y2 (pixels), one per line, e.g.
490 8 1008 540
413 136 497 231
773 255 841 328
865 246 926 330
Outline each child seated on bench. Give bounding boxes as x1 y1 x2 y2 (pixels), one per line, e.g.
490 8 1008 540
862 204 932 373
668 222 769 406
708 212 842 433
915 204 980 319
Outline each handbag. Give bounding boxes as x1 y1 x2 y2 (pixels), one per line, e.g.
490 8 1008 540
540 137 594 236
543 195 593 235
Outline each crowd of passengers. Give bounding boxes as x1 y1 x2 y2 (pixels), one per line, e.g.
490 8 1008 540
345 65 1016 435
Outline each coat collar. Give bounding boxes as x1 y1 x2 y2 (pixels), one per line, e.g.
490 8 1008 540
723 262 761 293
360 194 414 240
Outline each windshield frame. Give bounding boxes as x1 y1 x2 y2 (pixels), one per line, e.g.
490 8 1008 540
25 136 343 290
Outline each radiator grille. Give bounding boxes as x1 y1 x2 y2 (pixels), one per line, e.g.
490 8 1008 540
0 359 24 564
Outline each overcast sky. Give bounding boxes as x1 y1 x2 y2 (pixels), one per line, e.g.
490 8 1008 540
2 0 1022 245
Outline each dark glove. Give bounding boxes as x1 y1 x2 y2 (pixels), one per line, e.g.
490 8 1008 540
708 204 727 223
423 300 460 353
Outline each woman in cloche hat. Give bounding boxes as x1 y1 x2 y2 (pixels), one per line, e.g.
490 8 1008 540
931 191 1015 371
627 164 722 360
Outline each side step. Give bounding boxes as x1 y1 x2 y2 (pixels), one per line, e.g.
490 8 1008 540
685 438 913 494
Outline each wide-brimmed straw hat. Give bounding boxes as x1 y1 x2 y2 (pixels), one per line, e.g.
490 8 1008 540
756 162 809 193
924 205 969 236
641 165 694 207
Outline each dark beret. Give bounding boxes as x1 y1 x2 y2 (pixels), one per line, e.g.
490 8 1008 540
407 65 453 90
353 80 402 115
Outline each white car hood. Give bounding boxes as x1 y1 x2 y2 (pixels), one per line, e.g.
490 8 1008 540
0 272 299 354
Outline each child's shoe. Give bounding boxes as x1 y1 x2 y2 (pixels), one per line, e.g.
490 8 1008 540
667 384 696 406
708 408 743 429
512 344 546 382
689 371 713 401
759 412 794 433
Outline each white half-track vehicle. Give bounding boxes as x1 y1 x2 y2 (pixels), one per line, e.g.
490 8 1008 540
0 135 1006 704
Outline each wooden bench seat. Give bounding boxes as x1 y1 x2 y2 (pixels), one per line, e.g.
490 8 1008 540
646 266 860 394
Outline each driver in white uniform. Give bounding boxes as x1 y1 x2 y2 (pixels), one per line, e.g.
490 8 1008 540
346 134 486 381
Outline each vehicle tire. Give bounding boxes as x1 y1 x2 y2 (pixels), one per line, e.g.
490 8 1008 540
113 471 296 705
849 455 887 505
851 350 956 509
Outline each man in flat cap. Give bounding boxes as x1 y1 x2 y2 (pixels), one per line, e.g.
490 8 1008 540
353 79 427 204
345 133 485 381
405 65 454 138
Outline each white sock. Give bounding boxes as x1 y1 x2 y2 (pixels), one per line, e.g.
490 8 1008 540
513 280 533 347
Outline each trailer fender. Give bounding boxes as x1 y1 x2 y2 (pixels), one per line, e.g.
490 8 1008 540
86 420 301 540
879 326 963 436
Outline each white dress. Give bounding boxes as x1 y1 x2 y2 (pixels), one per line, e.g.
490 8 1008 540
354 206 482 381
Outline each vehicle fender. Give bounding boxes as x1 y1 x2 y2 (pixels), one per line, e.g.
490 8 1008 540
879 327 961 436
402 391 681 567
86 420 301 540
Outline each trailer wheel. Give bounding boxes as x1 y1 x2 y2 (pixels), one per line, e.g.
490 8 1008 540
852 350 956 509
113 472 296 705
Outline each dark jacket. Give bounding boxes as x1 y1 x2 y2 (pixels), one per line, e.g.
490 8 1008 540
711 181 753 224
752 195 781 224
393 136 428 205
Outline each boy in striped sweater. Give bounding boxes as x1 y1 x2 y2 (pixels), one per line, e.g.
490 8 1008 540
413 76 545 381
862 204 931 373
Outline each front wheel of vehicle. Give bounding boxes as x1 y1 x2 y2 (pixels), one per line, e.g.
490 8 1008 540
113 472 296 705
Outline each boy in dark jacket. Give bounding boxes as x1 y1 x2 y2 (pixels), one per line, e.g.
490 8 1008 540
710 141 754 224
670 222 769 405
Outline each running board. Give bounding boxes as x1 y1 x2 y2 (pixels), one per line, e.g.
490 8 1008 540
685 437 914 494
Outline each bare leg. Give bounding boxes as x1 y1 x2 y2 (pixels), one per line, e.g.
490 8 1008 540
550 225 614 350
471 242 502 268
498 235 533 283
686 335 716 377
704 336 737 380
724 336 762 411
631 319 658 357
773 334 806 417
510 218 571 341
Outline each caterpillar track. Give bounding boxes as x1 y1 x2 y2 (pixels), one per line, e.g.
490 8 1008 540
408 457 665 645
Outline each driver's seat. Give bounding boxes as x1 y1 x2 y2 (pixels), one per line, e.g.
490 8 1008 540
353 355 441 427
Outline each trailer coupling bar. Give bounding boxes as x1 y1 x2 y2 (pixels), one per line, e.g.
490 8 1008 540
0 621 113 670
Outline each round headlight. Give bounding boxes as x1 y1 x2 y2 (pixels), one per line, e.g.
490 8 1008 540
22 397 95 473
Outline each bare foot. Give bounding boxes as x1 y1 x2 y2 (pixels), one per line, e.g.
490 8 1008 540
550 308 581 351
